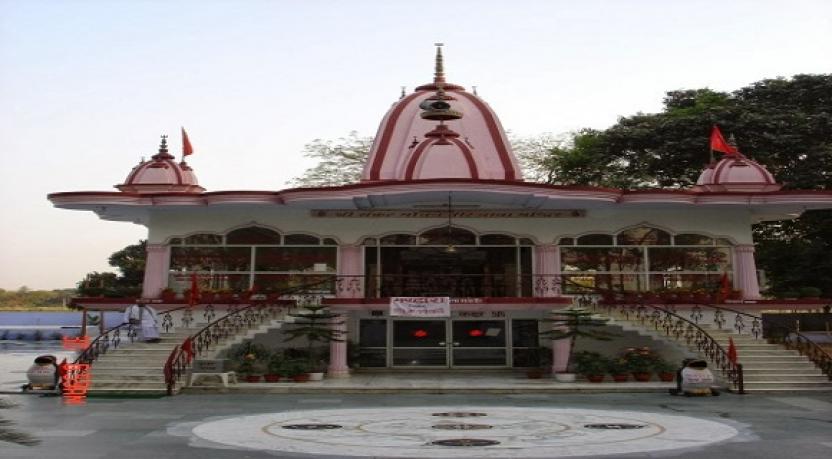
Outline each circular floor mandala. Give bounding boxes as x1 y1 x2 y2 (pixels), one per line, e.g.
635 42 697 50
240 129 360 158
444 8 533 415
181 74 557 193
190 406 740 458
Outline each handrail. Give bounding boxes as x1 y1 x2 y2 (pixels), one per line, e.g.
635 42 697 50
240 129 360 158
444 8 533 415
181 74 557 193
684 301 832 381
74 304 190 365
592 297 746 393
163 279 333 395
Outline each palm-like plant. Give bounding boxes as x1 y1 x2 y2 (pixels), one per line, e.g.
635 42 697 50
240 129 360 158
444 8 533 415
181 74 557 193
283 298 344 372
540 306 617 373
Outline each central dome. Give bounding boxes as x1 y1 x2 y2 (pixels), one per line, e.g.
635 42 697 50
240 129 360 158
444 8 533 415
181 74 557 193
362 46 522 182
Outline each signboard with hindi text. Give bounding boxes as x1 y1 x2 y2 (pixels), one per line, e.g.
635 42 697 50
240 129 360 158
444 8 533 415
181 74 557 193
390 297 451 317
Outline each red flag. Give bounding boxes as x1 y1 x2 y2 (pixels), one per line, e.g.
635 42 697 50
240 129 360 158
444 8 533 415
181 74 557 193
720 271 731 296
188 272 200 307
710 125 737 155
727 337 738 364
182 127 194 156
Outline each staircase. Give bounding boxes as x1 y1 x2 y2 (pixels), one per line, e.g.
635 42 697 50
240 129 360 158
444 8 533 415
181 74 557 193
86 318 287 395
704 326 831 393
610 312 832 393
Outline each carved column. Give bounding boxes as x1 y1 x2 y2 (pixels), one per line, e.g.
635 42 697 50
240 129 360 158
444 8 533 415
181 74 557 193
734 244 761 299
141 244 170 298
534 244 561 298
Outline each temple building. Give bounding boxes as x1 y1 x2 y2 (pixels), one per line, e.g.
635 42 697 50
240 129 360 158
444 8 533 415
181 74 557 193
49 46 832 377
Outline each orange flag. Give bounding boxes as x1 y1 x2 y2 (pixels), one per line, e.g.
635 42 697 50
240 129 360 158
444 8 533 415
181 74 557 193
710 125 737 155
727 337 738 364
182 127 194 156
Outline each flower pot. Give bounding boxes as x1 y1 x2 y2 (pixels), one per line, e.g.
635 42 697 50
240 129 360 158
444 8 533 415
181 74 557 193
632 372 652 382
554 372 576 383
291 373 310 383
586 374 605 383
307 372 324 381
612 374 629 383
658 372 675 382
244 375 262 383
263 374 282 382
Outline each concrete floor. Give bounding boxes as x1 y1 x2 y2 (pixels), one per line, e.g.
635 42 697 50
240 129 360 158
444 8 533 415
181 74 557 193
2 392 831 458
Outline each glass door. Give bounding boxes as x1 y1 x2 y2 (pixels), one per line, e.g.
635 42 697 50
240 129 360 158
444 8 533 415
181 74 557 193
450 320 507 367
392 320 448 367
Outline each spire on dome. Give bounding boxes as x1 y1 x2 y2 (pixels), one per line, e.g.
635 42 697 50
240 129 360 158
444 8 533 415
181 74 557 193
433 42 445 84
152 134 174 160
727 133 741 155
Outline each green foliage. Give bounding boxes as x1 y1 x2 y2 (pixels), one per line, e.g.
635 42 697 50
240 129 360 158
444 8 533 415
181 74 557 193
606 357 629 375
572 351 609 376
0 288 73 310
289 132 374 187
77 240 146 297
283 302 344 370
540 306 617 371
621 348 662 373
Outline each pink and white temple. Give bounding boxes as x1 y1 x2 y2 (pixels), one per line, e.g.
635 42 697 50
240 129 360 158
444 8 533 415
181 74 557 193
49 46 832 376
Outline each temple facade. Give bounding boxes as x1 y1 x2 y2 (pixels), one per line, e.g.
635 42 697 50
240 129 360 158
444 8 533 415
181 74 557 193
49 46 832 376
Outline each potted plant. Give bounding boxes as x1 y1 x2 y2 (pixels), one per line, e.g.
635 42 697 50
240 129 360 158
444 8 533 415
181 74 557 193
228 341 267 383
540 306 617 382
282 359 312 382
607 358 629 382
653 357 676 382
263 352 283 382
573 351 608 383
283 298 345 380
622 348 654 382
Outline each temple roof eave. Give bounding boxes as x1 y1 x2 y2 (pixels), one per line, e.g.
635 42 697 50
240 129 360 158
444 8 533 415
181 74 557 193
48 180 832 223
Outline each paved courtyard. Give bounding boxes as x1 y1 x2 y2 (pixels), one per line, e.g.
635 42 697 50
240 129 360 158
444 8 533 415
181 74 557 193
2 392 831 458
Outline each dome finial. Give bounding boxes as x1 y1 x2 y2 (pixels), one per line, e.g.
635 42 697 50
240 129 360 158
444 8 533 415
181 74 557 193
159 135 169 154
433 42 445 84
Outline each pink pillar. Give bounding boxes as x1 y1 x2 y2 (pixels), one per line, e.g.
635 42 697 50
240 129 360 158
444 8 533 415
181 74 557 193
141 244 170 299
734 244 761 299
534 244 561 297
327 244 363 377
327 312 350 377
336 245 364 299
552 333 572 374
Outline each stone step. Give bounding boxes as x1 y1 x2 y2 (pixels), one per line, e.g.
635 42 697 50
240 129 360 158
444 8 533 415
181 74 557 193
734 350 800 356
87 387 171 396
742 367 822 374
742 381 832 389
89 380 169 389
92 360 167 368
741 374 830 382
743 387 832 393
736 355 809 361
89 372 165 381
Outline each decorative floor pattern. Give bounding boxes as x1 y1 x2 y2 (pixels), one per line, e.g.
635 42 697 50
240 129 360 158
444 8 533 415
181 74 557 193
190 406 740 457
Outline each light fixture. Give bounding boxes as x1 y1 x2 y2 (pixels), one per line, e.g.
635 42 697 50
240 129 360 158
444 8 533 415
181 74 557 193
445 192 457 253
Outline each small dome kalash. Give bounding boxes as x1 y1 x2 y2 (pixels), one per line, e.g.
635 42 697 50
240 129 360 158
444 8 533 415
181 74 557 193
362 44 523 182
116 135 205 193
694 136 781 192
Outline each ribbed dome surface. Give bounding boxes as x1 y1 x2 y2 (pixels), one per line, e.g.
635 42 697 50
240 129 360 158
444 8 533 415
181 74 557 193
695 154 781 192
117 137 204 194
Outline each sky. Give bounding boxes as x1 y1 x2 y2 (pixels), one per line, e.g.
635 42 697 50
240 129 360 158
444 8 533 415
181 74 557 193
0 0 830 290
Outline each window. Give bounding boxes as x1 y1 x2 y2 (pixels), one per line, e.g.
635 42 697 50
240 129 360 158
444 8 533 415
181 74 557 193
167 226 336 294
226 227 281 244
559 226 734 293
418 227 477 245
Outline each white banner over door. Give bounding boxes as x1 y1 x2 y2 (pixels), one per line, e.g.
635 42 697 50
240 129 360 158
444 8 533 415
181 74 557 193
389 297 451 317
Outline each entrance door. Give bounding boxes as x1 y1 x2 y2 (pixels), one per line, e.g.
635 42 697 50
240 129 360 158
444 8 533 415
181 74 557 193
392 320 448 367
451 320 507 367
390 319 508 368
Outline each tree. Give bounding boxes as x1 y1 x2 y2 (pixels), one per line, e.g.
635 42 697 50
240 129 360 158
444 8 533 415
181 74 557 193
77 240 146 297
289 132 373 187
534 74 832 296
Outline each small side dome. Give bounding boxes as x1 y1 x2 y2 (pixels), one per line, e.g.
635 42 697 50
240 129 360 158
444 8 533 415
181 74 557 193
116 136 205 194
694 154 781 192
